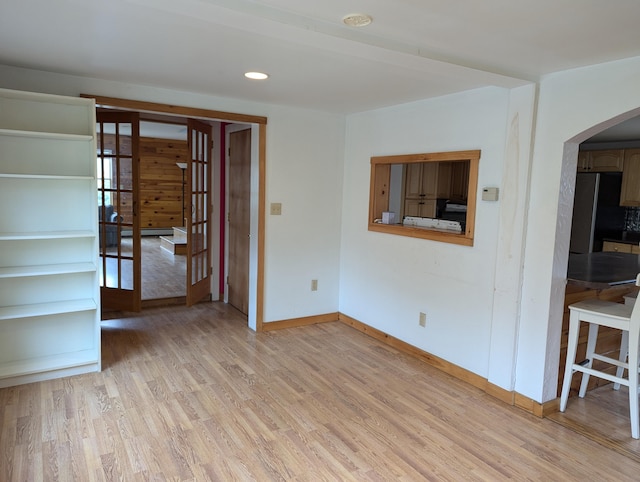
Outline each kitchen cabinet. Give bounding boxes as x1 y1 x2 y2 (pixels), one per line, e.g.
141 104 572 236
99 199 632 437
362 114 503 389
403 162 438 217
403 198 436 218
620 149 640 206
402 161 470 218
578 149 624 172
0 88 100 388
449 161 470 202
601 241 640 254
404 162 438 198
435 161 469 202
436 162 452 198
602 241 632 253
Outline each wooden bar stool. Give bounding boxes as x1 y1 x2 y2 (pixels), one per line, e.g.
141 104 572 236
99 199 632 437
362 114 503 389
559 274 640 439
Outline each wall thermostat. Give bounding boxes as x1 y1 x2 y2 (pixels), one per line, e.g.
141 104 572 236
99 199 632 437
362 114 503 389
482 187 499 201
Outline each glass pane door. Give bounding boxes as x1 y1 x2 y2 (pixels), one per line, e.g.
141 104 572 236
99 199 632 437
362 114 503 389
186 119 212 306
97 111 141 312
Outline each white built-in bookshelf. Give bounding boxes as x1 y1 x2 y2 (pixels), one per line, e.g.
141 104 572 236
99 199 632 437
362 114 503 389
0 88 100 387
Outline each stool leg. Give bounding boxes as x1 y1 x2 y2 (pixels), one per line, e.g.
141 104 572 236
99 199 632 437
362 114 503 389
629 323 639 439
579 322 599 398
615 330 629 391
560 310 581 412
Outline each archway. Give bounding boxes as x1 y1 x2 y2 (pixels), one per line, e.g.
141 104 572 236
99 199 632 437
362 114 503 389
550 108 640 399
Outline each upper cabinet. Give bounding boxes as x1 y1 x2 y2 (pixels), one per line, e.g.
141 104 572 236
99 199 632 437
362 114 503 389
620 149 640 206
403 162 439 217
577 149 624 172
448 161 470 202
404 162 438 199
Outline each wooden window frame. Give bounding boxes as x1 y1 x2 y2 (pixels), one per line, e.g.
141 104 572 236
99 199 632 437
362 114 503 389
368 150 480 246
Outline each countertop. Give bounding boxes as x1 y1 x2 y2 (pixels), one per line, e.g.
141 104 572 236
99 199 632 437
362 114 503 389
567 252 640 288
603 231 640 245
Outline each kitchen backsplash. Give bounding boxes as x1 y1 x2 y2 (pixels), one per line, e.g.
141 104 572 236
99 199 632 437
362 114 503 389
624 207 640 233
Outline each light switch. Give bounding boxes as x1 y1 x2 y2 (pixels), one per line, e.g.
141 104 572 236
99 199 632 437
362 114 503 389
270 202 282 215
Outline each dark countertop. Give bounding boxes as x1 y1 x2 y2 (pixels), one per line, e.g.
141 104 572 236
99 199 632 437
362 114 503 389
603 231 640 245
567 252 640 288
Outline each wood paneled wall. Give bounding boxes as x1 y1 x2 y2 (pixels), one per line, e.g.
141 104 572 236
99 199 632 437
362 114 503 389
139 137 188 229
99 134 188 229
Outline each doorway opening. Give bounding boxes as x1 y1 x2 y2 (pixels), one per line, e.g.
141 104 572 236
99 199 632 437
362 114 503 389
88 94 267 330
549 110 640 446
136 120 189 304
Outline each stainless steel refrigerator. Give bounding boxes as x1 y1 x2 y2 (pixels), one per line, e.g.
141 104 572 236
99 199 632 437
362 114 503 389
570 172 626 253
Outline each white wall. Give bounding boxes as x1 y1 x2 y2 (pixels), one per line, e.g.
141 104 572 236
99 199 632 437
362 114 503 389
487 84 537 390
0 64 345 325
262 105 345 321
518 56 640 402
339 56 640 401
339 87 512 378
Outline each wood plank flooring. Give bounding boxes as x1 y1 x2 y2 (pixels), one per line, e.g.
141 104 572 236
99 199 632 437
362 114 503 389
106 236 187 301
2 302 640 481
548 382 640 463
141 236 186 300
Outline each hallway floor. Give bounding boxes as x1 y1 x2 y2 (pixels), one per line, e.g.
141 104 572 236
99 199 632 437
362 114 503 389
141 236 186 300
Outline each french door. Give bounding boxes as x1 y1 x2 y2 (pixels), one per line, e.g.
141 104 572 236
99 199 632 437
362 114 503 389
186 119 212 306
97 111 141 311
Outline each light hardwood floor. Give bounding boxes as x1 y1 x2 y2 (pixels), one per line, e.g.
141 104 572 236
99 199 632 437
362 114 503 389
141 236 186 300
548 382 640 463
105 236 187 302
2 302 640 481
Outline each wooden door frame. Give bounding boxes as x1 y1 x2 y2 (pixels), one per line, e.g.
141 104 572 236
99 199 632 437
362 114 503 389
81 94 266 332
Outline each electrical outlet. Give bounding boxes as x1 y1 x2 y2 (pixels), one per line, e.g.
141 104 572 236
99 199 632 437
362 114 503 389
270 203 282 215
311 279 318 291
419 312 426 327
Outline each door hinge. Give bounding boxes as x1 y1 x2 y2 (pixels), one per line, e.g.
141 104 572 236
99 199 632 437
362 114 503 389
226 276 230 285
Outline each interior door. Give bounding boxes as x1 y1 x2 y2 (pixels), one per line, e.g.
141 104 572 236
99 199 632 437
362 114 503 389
186 119 212 306
228 128 251 315
97 111 141 311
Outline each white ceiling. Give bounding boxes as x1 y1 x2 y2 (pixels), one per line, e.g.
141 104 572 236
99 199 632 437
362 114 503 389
587 116 640 143
2 0 640 116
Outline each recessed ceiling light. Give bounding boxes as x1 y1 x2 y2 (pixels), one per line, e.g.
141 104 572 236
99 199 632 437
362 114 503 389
342 13 372 28
244 71 269 80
